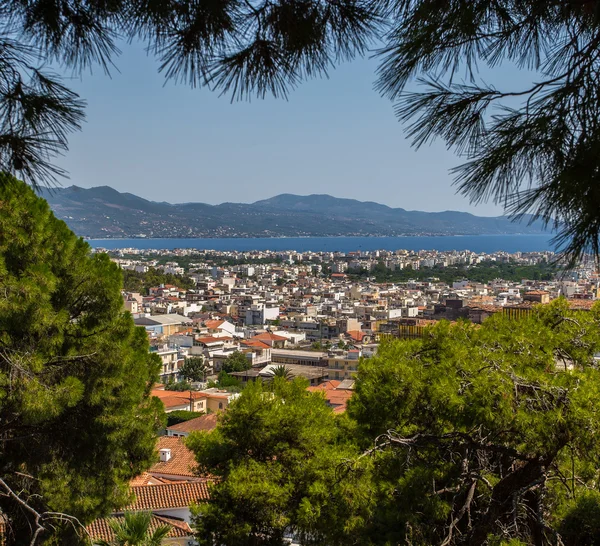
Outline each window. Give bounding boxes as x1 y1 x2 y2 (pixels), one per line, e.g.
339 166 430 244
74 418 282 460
219 402 223 410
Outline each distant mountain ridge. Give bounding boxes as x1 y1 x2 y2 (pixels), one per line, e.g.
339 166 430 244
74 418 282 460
41 185 549 239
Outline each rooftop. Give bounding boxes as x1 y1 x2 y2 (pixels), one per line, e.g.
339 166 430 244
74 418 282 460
167 413 219 434
148 436 198 478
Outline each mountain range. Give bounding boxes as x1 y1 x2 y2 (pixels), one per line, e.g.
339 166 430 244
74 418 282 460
40 185 549 239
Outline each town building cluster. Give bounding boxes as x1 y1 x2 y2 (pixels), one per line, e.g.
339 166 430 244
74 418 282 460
107 247 600 389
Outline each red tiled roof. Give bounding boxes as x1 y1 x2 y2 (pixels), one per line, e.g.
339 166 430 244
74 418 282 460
241 340 271 349
129 472 182 486
346 330 366 342
205 319 225 329
307 381 352 413
167 414 218 434
87 514 193 541
195 336 226 344
126 481 211 511
149 436 198 478
152 389 206 410
568 299 596 310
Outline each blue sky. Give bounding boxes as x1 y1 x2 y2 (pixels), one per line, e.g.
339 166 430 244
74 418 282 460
56 41 507 215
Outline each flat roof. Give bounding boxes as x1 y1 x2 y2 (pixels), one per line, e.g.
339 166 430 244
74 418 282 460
271 349 327 359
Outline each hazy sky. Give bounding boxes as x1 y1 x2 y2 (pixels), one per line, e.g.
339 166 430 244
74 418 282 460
56 42 508 215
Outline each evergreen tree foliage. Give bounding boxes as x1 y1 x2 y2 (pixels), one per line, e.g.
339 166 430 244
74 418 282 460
180 356 210 383
347 299 600 545
222 351 251 373
187 378 372 546
190 299 600 545
0 175 164 544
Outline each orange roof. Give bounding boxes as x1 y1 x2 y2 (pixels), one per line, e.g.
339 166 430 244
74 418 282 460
150 436 199 478
241 340 271 349
205 319 225 329
195 336 226 344
307 381 352 413
87 514 192 542
129 472 180 486
167 414 219 434
568 299 595 310
346 330 366 342
152 389 205 410
252 332 287 342
127 481 211 511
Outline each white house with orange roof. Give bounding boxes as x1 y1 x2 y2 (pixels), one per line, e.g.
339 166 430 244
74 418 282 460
204 318 236 337
249 332 288 349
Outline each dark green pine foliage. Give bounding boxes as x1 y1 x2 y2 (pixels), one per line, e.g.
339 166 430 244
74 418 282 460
222 351 252 373
348 299 600 545
187 378 373 546
0 175 164 544
189 299 600 545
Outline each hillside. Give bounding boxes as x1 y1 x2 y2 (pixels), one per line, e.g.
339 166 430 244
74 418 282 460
41 186 548 238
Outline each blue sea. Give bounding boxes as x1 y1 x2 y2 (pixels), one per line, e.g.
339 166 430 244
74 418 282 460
88 234 556 254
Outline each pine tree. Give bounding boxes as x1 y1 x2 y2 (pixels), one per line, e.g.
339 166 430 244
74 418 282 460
348 299 600 545
0 175 164 544
187 378 371 546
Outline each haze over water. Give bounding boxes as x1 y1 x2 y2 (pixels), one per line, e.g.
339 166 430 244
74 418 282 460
89 234 555 254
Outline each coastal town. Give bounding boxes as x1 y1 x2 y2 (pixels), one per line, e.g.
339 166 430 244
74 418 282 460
75 244 600 541
104 246 598 390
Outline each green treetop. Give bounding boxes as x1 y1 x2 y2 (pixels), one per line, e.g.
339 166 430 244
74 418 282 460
347 299 600 545
180 356 210 383
189 298 600 545
0 175 164 544
187 378 372 546
222 351 252 373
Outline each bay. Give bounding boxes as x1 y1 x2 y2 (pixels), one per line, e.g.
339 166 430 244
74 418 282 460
88 234 556 254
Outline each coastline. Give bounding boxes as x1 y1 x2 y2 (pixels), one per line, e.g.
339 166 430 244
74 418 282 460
87 234 556 254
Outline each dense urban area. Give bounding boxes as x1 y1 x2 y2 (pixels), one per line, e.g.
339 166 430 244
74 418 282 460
104 246 594 388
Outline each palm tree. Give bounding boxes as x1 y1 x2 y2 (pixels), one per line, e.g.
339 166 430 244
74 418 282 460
270 365 294 382
95 511 171 546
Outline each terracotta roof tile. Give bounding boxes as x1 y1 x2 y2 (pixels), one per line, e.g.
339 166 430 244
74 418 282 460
126 481 211 511
205 319 225 329
149 436 198 478
152 390 206 410
252 332 287 342
568 299 596 310
346 330 366 342
196 336 229 344
167 414 219 434
307 381 352 413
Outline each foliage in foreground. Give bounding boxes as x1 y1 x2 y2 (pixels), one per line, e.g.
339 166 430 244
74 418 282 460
0 176 164 544
190 299 600 545
188 378 371 545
